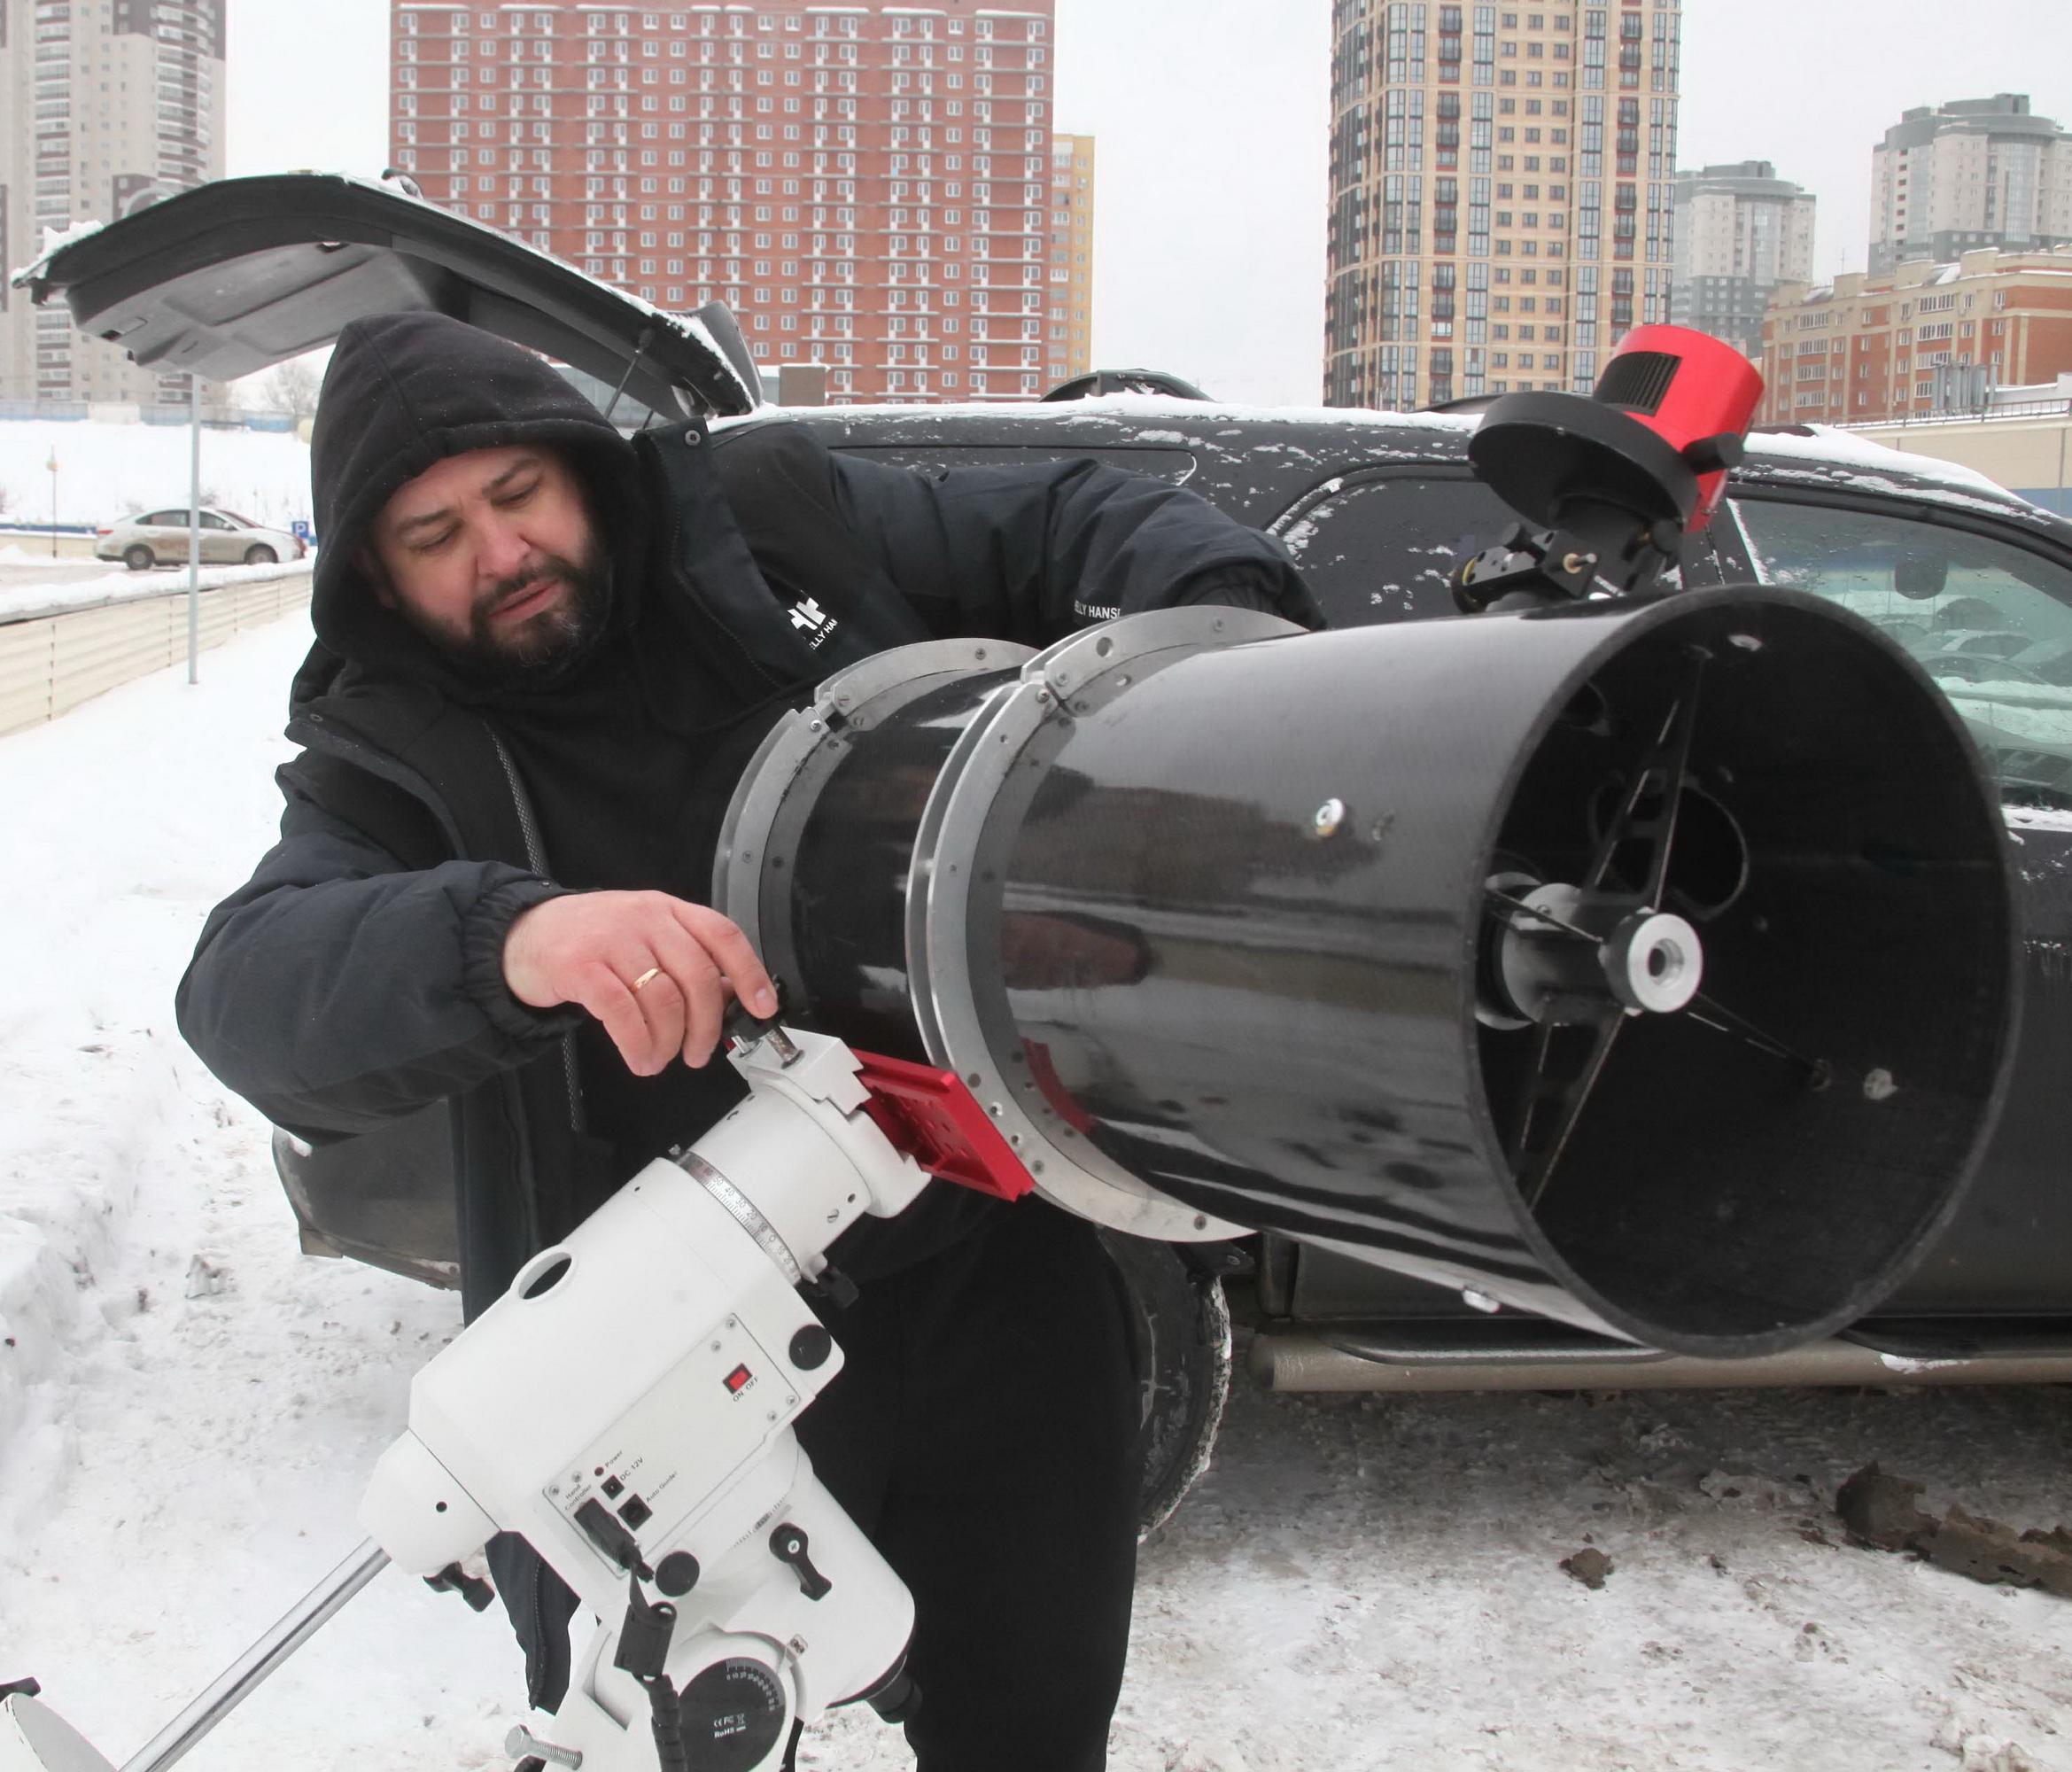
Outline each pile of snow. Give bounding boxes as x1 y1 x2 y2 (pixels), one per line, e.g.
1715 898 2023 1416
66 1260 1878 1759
0 618 2067 1771
0 556 314 624
0 420 313 532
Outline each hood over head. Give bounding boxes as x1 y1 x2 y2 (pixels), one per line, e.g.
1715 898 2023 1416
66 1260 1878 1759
307 311 643 694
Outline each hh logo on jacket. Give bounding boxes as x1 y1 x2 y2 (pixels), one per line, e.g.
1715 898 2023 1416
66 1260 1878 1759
788 596 841 650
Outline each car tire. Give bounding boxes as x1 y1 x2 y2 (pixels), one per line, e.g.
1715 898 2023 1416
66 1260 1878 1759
123 545 154 571
244 544 278 566
1098 1229 1234 1538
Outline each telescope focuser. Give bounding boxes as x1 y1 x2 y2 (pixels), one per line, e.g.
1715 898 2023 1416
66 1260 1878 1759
1455 324 1765 611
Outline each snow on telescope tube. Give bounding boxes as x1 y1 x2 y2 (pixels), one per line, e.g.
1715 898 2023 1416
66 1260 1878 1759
714 595 2017 1359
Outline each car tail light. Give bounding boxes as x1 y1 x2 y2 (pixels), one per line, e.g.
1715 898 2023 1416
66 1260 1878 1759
95 525 113 536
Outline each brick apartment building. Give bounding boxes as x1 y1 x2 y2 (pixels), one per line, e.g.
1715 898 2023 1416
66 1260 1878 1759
1324 0 1683 411
1758 245 2072 427
0 0 227 408
1869 94 2072 276
388 1 1078 404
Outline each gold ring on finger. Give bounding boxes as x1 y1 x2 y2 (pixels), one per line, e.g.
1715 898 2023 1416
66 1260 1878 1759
631 966 662 993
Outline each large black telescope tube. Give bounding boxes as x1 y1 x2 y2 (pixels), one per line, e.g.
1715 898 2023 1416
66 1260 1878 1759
717 594 2016 1358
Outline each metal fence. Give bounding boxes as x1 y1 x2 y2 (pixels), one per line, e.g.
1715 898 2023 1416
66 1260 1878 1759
0 573 311 738
1865 397 2072 430
0 399 302 431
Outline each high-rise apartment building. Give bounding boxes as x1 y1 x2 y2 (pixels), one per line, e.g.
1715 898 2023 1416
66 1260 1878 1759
1758 245 2072 426
0 0 228 408
389 1 1060 405
1669 159 1813 360
1324 0 1681 411
1050 131 1092 382
1870 95 2072 276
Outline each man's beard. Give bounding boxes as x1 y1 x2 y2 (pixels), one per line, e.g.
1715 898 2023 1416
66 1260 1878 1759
438 547 613 687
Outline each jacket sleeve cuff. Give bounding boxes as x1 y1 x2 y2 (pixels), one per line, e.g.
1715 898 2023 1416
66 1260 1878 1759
462 877 586 1044
1169 563 1327 631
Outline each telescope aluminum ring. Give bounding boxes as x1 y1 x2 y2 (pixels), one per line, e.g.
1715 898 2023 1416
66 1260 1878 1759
713 637 1031 961
907 606 1301 1241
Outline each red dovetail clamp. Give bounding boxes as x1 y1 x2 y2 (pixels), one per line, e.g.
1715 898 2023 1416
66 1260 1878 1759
850 1050 1037 1201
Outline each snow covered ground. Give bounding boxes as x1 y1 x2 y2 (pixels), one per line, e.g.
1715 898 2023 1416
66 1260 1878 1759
0 420 313 533
1 614 2068 1772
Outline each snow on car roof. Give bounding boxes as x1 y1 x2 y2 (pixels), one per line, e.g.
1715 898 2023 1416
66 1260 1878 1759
735 398 2050 519
1742 424 2048 516
764 393 1482 434
1749 422 2001 487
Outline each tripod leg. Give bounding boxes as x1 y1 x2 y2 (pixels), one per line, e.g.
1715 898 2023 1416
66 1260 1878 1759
119 1540 390 1772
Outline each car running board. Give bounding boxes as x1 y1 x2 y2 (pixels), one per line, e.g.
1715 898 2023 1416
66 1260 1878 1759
1247 1330 2072 1394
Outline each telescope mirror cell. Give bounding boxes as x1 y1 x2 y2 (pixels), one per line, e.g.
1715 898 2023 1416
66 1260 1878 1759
717 592 2016 1359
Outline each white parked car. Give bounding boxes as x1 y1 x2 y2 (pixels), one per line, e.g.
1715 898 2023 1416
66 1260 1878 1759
95 505 305 571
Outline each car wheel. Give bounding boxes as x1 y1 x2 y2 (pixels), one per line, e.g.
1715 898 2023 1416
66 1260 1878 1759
123 545 154 571
1098 1229 1234 1538
244 544 278 566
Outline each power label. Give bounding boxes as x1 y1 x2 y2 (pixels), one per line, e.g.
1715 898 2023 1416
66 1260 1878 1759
545 1316 796 1570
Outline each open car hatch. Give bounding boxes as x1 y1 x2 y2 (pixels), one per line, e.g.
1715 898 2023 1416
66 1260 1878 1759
10 171 761 419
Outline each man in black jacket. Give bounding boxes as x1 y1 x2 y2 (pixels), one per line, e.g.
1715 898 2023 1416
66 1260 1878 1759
177 312 1314 1770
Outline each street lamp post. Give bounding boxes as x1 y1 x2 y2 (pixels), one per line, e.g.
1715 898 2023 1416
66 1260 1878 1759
188 375 202 685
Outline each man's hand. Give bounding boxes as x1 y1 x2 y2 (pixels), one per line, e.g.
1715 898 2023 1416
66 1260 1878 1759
502 892 779 1075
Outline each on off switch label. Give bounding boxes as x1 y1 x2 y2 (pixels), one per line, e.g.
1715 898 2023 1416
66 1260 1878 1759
555 1319 797 1564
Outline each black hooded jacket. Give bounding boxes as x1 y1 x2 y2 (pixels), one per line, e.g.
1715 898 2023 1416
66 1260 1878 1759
177 312 1316 1309
174 311 1318 1712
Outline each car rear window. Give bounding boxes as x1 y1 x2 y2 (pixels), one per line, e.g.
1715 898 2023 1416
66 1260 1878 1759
1277 473 1514 627
1733 497 2072 808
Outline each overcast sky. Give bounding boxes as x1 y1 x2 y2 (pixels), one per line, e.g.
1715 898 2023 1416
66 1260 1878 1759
223 0 2072 406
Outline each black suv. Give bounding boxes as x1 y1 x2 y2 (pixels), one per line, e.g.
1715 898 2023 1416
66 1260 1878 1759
24 175 2072 1525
